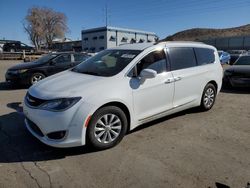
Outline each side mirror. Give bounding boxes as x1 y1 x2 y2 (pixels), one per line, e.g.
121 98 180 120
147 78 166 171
140 69 157 79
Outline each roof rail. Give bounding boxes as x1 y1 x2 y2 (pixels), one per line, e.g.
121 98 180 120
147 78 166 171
154 41 205 45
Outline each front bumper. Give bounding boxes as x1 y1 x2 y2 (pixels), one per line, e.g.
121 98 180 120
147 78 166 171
5 71 29 84
23 99 95 148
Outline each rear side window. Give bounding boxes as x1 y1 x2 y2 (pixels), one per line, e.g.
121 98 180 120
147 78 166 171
168 47 196 71
195 48 215 65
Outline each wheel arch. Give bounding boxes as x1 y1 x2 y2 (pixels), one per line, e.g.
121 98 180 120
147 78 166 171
96 101 131 133
29 70 47 85
207 80 218 93
30 69 47 76
200 80 218 111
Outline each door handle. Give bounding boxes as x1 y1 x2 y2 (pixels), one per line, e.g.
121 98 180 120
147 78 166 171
164 78 175 84
165 77 182 84
174 77 182 81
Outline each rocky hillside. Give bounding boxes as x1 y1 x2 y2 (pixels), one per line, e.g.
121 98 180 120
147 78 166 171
163 24 250 41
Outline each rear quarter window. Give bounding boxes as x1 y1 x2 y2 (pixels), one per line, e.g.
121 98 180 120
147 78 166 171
194 48 215 65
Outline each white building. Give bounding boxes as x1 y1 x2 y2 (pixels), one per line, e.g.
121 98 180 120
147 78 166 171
82 26 158 53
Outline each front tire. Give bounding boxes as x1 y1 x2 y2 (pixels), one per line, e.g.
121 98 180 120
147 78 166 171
30 72 45 85
87 106 128 150
200 83 216 111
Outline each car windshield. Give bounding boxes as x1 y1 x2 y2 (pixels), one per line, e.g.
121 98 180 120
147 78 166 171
35 54 58 64
230 55 239 64
234 56 250 65
72 49 141 76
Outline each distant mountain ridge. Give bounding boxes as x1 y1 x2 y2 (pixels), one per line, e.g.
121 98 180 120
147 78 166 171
163 24 250 41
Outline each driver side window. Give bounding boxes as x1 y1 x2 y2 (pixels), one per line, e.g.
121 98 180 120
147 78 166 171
135 50 167 76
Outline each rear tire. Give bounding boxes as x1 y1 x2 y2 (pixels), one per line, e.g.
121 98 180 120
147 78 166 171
87 106 128 150
200 83 216 111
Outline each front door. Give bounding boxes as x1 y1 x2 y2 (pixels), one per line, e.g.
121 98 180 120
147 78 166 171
48 54 72 75
131 49 174 121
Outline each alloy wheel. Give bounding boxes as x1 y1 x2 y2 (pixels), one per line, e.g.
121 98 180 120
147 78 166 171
94 114 122 144
31 73 44 84
203 88 215 108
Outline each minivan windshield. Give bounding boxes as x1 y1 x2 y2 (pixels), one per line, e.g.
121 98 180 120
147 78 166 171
35 54 58 64
72 49 141 76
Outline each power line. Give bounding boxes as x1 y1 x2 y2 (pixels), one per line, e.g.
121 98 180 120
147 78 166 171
111 0 228 14
111 0 202 12
110 0 250 22
110 5 250 35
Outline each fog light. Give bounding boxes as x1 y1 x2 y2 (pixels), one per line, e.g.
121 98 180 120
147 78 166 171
47 131 67 140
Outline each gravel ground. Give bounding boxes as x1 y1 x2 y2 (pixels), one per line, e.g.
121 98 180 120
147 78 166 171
0 60 250 188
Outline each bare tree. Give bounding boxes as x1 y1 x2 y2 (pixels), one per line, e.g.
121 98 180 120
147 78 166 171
23 7 68 50
42 8 68 48
23 7 44 50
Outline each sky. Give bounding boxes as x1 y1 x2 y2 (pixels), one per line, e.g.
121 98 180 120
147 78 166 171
0 0 250 45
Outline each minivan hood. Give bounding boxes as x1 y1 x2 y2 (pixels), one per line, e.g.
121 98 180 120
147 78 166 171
9 61 40 70
28 70 107 99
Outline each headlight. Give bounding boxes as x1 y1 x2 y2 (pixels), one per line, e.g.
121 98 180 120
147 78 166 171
39 97 81 111
18 69 27 73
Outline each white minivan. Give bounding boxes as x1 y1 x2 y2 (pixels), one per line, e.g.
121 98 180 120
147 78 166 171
23 42 223 149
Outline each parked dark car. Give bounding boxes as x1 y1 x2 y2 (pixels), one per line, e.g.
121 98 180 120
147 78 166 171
3 41 34 52
5 52 90 85
229 54 240 65
223 54 250 87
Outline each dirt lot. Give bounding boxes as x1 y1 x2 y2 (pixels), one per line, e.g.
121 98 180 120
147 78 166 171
0 60 249 188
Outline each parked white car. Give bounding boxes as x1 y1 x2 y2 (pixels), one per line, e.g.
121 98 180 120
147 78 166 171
23 42 223 149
